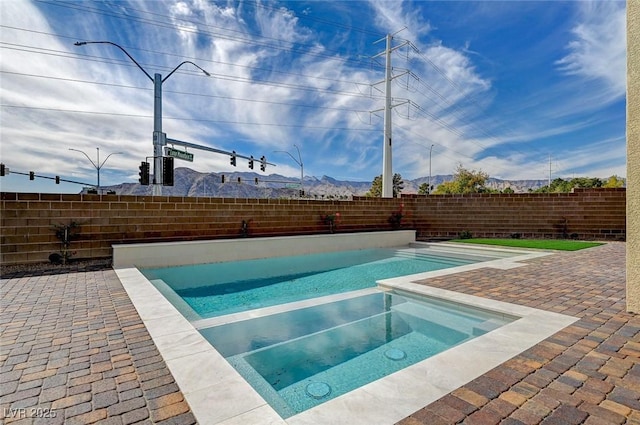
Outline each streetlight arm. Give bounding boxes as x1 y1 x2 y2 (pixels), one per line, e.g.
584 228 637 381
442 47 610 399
75 41 153 82
69 148 98 169
293 144 303 168
99 152 123 169
274 150 301 167
162 61 210 83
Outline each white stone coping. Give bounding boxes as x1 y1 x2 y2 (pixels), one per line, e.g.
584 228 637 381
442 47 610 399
114 242 577 425
113 230 416 269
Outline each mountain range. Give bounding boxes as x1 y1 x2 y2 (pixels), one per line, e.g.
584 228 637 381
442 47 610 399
100 167 548 198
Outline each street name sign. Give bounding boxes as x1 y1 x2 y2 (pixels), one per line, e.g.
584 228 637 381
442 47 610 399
165 147 194 162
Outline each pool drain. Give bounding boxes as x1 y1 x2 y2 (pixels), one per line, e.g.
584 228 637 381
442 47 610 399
385 348 406 360
306 382 331 399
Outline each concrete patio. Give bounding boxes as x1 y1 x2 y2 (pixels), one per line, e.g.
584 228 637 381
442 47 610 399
1 242 638 424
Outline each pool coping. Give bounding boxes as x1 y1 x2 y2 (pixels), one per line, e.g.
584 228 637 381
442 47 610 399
114 243 578 425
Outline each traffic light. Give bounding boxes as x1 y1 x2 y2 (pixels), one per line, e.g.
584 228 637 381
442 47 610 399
55 176 60 184
260 156 266 172
248 156 254 169
230 151 236 166
138 161 150 185
254 177 258 185
29 171 35 180
163 156 174 186
221 175 225 183
0 163 5 176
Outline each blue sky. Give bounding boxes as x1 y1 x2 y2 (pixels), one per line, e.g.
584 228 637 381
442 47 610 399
0 0 626 194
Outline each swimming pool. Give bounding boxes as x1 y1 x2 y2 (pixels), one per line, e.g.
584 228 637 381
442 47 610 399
140 246 489 319
114 236 577 424
199 290 515 418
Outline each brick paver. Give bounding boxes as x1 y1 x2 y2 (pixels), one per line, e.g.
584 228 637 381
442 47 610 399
1 242 637 424
399 242 639 424
0 270 195 424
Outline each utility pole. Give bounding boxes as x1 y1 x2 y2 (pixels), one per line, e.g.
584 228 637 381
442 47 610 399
382 34 393 198
372 32 410 198
429 144 434 195
549 154 552 189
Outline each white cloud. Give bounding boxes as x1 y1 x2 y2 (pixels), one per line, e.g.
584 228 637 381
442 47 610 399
369 0 432 40
555 1 626 101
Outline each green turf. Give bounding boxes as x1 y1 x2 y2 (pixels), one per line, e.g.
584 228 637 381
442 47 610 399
450 238 604 251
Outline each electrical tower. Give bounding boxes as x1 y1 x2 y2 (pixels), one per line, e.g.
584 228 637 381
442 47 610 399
373 32 411 198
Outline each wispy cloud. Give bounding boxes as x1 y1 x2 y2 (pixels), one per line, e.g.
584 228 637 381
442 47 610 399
555 1 626 102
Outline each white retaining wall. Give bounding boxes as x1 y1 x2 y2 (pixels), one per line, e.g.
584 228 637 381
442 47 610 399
113 230 416 269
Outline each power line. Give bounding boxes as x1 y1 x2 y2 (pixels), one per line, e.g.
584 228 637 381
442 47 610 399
0 104 379 132
0 41 382 100
1 70 374 115
35 1 381 68
407 42 559 174
1 27 384 109
2 25 384 85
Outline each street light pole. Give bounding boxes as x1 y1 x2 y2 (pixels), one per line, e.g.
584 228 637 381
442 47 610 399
74 41 210 196
294 144 303 196
69 147 123 193
429 144 434 195
274 145 304 197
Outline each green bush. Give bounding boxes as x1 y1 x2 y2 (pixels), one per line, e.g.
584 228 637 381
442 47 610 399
459 230 473 239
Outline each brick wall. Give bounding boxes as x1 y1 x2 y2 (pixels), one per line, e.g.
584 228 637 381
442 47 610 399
408 188 627 241
0 188 626 266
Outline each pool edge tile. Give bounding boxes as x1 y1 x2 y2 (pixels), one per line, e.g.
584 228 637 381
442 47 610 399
180 374 271 424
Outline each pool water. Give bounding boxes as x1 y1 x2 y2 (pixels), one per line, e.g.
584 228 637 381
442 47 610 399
141 247 478 319
199 291 514 418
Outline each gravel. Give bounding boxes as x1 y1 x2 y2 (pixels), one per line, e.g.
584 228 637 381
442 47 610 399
1 258 113 279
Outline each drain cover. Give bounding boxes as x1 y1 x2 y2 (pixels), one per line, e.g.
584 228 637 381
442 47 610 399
385 348 406 360
306 382 331 399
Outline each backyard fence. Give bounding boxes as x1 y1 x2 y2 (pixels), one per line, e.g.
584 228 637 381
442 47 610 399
0 188 626 266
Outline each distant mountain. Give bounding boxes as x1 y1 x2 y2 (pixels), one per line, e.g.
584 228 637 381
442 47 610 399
99 167 547 198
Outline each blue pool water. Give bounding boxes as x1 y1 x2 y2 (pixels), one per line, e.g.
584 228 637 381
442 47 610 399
141 247 478 319
199 291 514 418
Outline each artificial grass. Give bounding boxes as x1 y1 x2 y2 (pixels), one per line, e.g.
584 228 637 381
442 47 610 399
450 238 604 251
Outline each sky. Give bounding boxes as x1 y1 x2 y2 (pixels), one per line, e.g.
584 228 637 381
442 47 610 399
0 0 627 194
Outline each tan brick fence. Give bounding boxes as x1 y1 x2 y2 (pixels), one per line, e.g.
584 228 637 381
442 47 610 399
0 188 625 266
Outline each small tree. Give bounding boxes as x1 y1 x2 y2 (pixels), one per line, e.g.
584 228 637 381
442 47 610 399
434 165 489 194
366 173 404 197
603 175 625 188
418 182 431 195
50 221 80 265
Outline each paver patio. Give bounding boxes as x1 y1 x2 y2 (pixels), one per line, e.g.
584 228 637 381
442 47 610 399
1 242 637 424
399 242 639 425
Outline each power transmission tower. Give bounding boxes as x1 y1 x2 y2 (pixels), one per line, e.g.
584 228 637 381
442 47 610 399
372 32 412 198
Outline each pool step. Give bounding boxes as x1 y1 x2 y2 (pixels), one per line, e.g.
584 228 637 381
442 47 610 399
393 250 476 265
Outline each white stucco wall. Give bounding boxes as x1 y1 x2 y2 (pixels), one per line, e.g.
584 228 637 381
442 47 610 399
628 0 639 312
